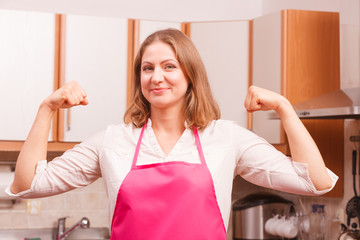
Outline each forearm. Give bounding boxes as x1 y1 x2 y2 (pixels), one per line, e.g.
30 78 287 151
277 100 333 191
11 103 55 193
10 81 88 194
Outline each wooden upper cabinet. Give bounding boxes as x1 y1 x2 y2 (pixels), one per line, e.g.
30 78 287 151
283 10 340 100
58 15 128 142
0 13 130 150
251 9 343 197
189 21 250 127
0 10 55 142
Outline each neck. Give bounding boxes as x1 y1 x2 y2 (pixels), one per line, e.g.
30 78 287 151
150 107 186 134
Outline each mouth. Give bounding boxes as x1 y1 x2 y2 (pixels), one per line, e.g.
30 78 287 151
151 88 169 94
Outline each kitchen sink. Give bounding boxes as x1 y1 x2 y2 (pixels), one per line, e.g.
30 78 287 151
0 227 110 240
65 227 110 239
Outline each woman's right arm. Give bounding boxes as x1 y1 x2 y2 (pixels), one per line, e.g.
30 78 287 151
11 81 88 194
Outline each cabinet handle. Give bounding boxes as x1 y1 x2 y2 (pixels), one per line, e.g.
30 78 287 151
66 109 71 131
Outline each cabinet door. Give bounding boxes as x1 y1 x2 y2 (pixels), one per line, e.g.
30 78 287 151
190 21 250 127
61 15 128 142
0 10 55 141
252 11 283 144
139 20 181 45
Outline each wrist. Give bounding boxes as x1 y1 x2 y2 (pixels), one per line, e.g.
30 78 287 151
39 101 57 117
275 97 294 117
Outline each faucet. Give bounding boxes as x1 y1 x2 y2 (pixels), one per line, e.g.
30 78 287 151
56 216 90 240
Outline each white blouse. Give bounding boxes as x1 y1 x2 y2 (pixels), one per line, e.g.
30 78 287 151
6 119 338 229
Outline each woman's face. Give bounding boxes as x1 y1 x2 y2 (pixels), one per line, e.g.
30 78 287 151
141 41 188 112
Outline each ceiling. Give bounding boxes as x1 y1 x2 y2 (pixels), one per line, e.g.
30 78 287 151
0 0 340 22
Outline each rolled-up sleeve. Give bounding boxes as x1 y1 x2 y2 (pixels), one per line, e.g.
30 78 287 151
234 128 338 196
6 130 105 199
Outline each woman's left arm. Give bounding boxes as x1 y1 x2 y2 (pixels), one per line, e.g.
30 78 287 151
244 86 333 191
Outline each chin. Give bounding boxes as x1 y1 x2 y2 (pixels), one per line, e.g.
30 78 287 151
150 100 183 111
151 102 171 109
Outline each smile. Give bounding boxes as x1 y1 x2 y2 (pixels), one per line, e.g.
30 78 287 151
151 88 169 94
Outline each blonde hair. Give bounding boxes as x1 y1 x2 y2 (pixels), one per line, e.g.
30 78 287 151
124 28 220 129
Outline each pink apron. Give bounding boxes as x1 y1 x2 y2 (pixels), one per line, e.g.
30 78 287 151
110 123 226 239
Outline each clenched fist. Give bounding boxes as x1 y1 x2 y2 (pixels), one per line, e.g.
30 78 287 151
244 86 290 113
43 81 88 111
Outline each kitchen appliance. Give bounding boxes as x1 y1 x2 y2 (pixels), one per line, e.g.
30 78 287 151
268 87 360 119
340 150 360 240
345 150 360 226
232 192 294 240
292 87 360 119
338 223 360 240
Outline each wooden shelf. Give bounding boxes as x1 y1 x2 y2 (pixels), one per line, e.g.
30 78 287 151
0 141 78 153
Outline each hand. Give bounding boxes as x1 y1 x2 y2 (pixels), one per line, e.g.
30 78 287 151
43 81 88 111
244 86 290 113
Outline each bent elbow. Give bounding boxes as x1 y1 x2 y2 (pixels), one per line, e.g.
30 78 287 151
315 179 334 192
10 182 31 195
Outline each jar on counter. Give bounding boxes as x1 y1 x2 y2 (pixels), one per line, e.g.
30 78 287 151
309 204 326 240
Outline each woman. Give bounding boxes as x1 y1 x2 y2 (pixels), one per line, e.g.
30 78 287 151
8 29 337 239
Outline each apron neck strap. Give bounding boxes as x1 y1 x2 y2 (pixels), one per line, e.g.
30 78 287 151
132 122 206 168
132 122 147 169
193 126 207 166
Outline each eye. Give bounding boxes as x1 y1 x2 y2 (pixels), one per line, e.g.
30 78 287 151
164 64 176 70
142 65 153 72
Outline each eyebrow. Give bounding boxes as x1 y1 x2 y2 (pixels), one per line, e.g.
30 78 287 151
142 59 178 65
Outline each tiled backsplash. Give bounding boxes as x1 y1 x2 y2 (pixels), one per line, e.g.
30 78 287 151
0 178 109 229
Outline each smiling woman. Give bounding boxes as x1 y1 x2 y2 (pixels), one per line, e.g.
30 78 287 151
8 28 338 240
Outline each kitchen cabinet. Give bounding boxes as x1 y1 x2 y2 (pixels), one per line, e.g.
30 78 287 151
59 15 128 142
189 21 250 127
251 9 343 197
0 13 130 150
0 15 187 149
0 10 55 141
138 20 182 45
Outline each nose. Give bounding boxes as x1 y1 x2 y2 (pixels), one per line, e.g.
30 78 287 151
151 67 164 84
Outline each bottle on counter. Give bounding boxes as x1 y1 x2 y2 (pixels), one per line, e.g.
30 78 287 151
309 204 326 240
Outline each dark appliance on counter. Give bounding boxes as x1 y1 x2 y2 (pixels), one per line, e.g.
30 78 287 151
232 192 294 240
339 150 360 240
